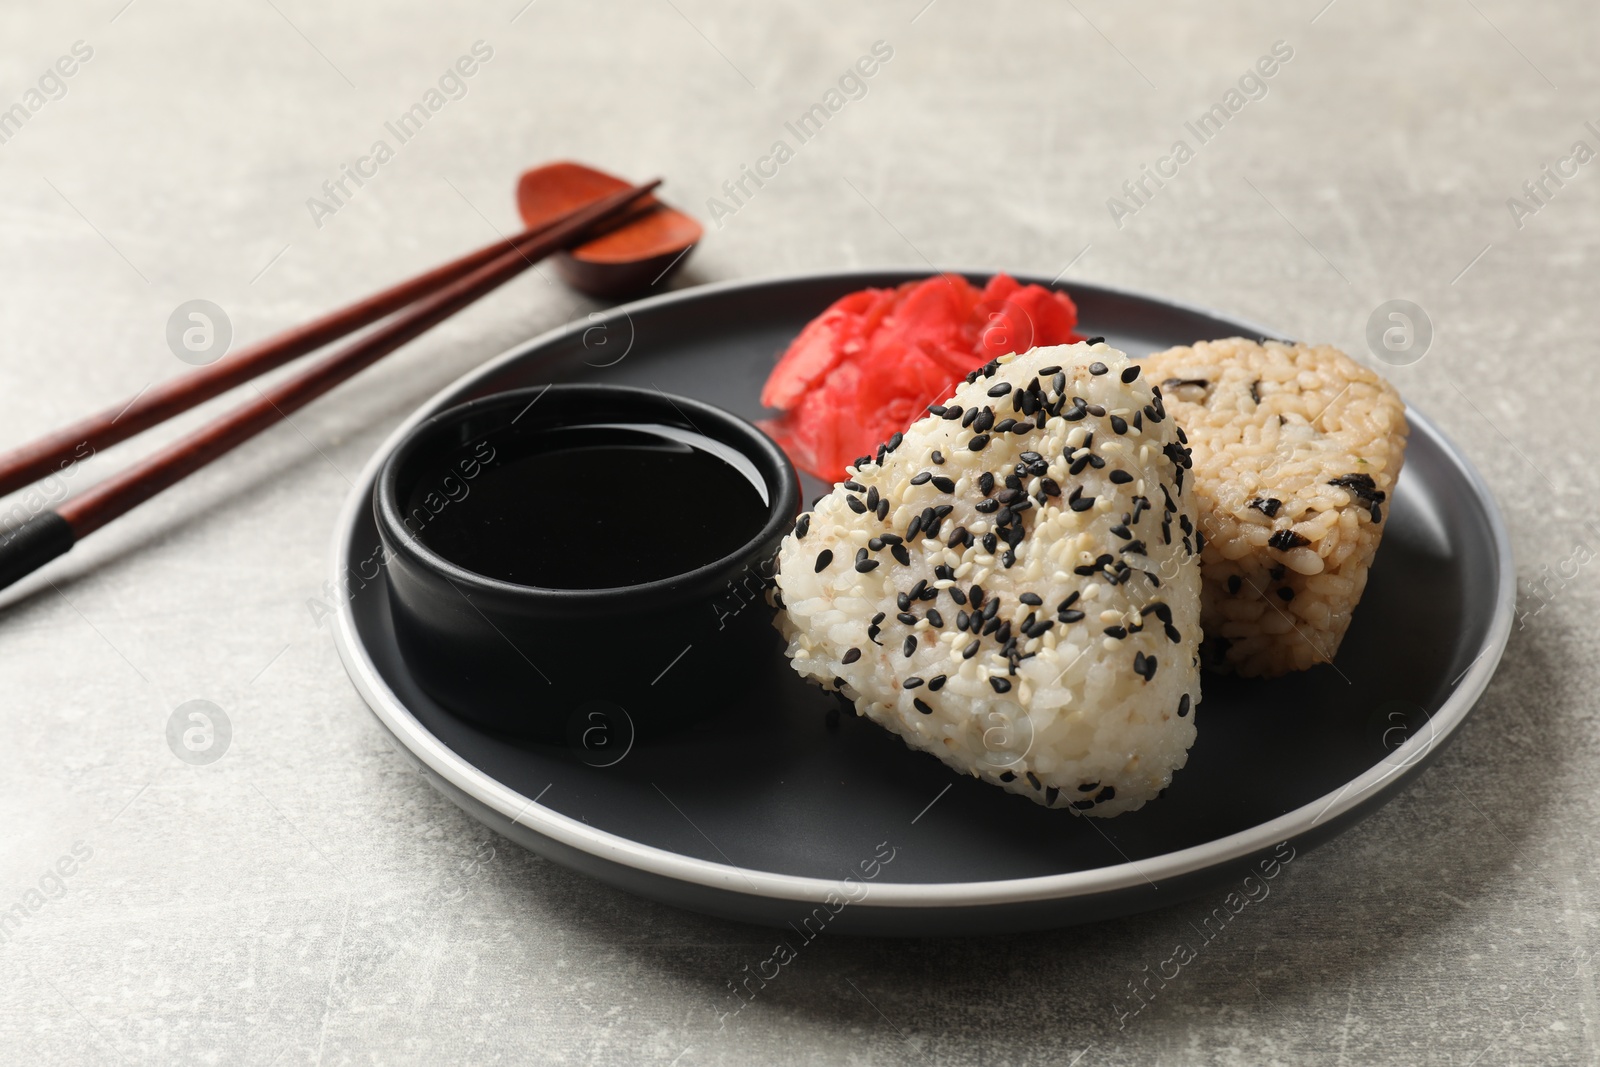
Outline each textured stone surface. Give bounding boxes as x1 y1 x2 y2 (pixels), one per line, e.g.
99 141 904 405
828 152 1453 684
1 1 1596 1063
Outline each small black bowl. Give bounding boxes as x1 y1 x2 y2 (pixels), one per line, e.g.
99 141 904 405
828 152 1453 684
373 384 799 739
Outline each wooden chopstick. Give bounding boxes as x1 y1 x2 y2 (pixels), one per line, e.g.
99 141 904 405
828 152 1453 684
0 198 621 501
0 179 661 593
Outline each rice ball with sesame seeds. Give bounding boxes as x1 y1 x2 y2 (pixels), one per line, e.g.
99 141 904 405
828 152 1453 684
770 342 1204 817
1139 338 1409 677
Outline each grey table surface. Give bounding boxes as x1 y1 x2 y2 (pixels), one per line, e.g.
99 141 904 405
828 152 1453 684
0 0 1594 1063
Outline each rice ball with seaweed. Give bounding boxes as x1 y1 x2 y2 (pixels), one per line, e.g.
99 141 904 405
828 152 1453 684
770 342 1203 817
1140 338 1408 677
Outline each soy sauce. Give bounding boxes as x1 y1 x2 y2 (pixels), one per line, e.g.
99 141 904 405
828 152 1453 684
407 422 769 589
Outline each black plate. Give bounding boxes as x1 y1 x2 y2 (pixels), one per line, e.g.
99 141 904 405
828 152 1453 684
331 271 1513 935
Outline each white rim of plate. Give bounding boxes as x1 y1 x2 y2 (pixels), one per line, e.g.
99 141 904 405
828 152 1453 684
329 269 1515 910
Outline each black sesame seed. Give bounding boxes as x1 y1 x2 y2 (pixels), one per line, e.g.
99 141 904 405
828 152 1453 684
855 559 879 573
931 450 945 465
1086 404 1106 417
1089 361 1108 376
1059 609 1085 623
902 635 917 657
897 612 917 625
949 587 967 606
1109 470 1133 485
845 495 867 514
910 471 931 486
1045 786 1061 805
795 514 810 538
932 476 956 493
994 418 1017 434
1019 592 1043 606
904 675 924 689
815 550 833 572
928 674 947 691
927 609 945 627
1104 625 1127 639
891 544 911 566
927 404 947 416
944 405 963 421
1120 365 1141 383
969 434 990 451
842 647 863 665
1109 415 1128 435
913 697 932 714
963 640 981 659
1069 495 1095 513
1177 693 1190 718
988 382 1012 397
989 676 1011 693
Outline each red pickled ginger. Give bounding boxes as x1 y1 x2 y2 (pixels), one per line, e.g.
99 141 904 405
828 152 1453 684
759 274 1082 482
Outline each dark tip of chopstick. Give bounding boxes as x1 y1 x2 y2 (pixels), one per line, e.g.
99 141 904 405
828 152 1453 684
0 512 74 593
